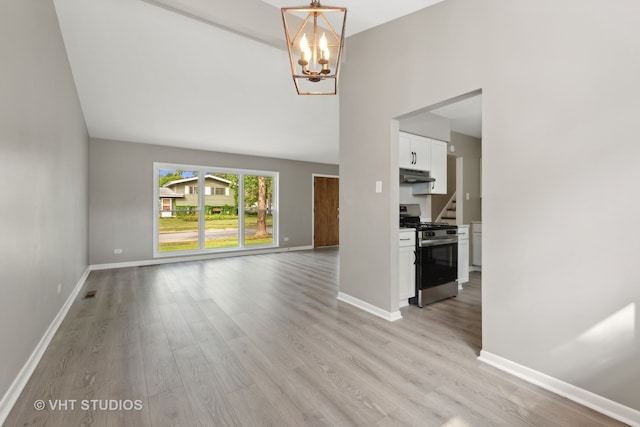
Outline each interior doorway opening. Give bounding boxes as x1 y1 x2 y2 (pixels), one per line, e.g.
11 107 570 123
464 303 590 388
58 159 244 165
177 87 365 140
395 89 483 351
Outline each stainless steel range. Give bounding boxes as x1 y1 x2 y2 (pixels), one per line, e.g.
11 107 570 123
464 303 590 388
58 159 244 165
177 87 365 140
400 204 458 307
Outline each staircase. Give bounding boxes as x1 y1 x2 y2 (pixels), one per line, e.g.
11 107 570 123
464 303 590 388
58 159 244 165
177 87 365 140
436 192 457 225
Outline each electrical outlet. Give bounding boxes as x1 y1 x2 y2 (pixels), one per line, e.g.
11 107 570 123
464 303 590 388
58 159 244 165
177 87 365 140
57 283 62 294
283 237 289 242
114 248 123 254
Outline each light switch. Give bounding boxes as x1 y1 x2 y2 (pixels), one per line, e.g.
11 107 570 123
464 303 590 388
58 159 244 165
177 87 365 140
375 180 383 193
466 192 470 200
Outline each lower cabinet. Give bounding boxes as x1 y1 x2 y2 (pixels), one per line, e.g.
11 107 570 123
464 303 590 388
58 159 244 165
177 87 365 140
472 221 482 267
457 225 469 285
399 230 416 303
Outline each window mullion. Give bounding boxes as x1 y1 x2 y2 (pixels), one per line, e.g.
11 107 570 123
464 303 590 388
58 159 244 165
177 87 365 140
238 173 245 248
198 170 205 250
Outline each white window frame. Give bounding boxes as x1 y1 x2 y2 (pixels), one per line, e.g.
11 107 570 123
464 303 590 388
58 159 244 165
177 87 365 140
153 162 278 258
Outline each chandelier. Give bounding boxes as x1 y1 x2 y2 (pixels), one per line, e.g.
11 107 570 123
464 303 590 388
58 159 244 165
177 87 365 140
281 1 347 95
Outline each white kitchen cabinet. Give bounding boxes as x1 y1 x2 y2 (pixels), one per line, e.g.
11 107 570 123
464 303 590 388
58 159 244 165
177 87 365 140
429 139 447 194
399 132 413 169
411 138 448 195
457 225 469 286
399 132 431 171
399 230 416 304
472 221 482 267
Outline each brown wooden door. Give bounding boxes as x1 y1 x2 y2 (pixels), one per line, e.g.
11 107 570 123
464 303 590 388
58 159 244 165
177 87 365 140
314 176 339 247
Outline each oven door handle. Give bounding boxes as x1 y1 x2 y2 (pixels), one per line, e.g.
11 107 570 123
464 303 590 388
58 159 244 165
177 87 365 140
420 237 458 247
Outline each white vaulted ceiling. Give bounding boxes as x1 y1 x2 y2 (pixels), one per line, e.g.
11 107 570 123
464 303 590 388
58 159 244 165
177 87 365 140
53 0 469 164
53 0 339 163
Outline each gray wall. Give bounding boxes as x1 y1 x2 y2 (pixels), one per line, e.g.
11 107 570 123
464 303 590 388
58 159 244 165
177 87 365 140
89 138 338 265
0 0 88 406
340 0 640 412
450 131 481 225
399 112 451 142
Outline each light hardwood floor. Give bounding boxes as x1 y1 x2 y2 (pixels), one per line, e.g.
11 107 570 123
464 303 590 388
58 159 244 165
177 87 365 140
5 248 627 426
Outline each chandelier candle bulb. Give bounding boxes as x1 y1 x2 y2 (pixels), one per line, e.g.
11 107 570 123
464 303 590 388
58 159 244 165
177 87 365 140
300 34 309 58
320 33 328 59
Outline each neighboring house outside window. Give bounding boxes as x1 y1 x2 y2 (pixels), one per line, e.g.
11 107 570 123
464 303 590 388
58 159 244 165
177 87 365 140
162 175 234 212
159 187 183 217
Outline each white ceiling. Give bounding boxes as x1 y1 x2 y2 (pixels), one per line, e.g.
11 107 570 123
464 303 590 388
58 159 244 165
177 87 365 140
262 0 446 37
430 95 482 139
53 0 479 165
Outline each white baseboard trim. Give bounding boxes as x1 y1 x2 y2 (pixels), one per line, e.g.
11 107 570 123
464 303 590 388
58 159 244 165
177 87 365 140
90 245 314 270
0 267 90 426
469 265 482 272
337 292 402 322
478 350 640 427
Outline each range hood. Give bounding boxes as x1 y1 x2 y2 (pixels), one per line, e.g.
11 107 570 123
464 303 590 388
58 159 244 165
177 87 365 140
400 168 435 184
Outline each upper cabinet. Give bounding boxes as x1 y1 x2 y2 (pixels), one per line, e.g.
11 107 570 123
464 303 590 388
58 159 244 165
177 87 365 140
399 132 448 195
428 139 447 194
399 132 431 171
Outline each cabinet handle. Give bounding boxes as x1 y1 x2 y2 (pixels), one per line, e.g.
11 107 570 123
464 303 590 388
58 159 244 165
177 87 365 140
400 238 411 241
432 182 435 190
413 251 416 264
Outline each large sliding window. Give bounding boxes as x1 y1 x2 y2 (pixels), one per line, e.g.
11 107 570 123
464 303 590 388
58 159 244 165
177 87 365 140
154 163 277 257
